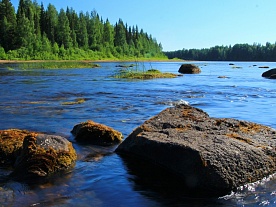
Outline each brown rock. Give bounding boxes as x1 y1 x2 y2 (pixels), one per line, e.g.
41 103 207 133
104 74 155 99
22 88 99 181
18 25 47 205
116 105 276 196
71 120 123 146
0 129 30 165
11 133 77 179
178 64 201 74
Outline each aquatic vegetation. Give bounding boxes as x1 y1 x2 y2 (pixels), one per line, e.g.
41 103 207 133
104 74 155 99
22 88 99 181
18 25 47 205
113 64 177 79
114 69 177 79
6 61 101 70
61 98 86 105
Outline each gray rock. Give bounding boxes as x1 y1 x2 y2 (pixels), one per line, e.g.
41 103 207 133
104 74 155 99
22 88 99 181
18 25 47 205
116 105 276 196
178 64 201 74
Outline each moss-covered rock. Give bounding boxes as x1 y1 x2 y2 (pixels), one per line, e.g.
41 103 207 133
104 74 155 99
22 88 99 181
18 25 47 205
72 120 123 146
11 133 77 180
0 129 30 165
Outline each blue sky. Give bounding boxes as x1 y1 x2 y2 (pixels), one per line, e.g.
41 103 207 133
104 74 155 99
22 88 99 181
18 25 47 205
10 0 276 51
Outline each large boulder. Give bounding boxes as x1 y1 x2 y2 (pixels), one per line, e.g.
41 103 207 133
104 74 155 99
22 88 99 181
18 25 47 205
11 133 77 180
262 68 276 78
0 129 31 165
178 64 201 74
71 120 123 146
116 105 276 196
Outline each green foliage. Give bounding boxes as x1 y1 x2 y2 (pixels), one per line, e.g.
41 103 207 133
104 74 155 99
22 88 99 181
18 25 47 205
0 0 164 60
165 43 276 61
6 61 101 69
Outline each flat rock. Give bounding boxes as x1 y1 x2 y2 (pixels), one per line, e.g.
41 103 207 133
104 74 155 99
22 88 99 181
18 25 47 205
178 64 201 74
116 105 276 196
71 120 123 146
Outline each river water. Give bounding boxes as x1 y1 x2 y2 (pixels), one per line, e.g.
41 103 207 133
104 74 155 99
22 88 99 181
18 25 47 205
0 61 275 206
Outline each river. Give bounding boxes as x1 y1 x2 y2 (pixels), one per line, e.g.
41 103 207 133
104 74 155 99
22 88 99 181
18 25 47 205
0 61 275 206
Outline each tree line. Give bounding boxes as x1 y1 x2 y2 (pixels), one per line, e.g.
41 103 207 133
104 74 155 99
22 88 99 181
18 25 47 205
0 0 165 60
165 42 276 61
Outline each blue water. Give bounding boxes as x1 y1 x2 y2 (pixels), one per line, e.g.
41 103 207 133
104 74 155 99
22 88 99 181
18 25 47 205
0 61 275 206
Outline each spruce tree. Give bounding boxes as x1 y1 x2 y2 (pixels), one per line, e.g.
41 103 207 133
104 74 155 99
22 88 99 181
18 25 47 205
57 8 72 49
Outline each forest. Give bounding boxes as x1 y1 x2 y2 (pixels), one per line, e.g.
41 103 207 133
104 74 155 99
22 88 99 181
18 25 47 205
165 43 276 61
0 0 165 60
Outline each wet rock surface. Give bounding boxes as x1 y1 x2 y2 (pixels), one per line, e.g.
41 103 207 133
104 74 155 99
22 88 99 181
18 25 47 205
178 64 201 74
262 68 276 79
11 133 77 180
0 129 30 165
116 104 276 196
72 120 123 146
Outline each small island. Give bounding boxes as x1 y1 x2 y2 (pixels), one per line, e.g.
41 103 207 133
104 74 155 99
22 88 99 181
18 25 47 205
113 68 178 79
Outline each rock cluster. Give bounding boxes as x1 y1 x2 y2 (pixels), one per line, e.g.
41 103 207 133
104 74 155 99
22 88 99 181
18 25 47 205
0 120 122 180
0 129 77 180
116 104 276 195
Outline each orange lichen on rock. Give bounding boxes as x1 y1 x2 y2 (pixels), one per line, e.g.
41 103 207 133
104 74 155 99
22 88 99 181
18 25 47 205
0 129 35 165
238 122 270 134
11 133 77 179
226 133 252 144
71 120 123 146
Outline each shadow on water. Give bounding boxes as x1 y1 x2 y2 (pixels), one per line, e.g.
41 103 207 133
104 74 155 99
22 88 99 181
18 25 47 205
118 154 226 207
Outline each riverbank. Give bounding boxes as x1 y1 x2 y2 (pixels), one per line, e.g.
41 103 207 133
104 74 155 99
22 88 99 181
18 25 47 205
0 58 186 64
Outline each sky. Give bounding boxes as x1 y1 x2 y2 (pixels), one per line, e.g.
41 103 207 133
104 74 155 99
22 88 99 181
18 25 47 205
10 0 276 51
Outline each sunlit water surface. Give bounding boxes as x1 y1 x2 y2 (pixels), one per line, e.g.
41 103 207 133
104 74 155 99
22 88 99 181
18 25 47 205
0 61 275 206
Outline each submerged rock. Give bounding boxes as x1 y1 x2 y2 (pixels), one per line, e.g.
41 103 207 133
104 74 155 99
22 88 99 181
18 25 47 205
11 133 77 180
262 68 276 79
71 120 123 146
0 129 30 165
116 105 276 196
178 64 201 74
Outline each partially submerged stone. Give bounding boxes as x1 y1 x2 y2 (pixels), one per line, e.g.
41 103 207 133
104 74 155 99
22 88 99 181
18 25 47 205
116 105 276 196
262 68 276 79
178 64 201 74
11 133 77 180
0 129 30 165
71 120 123 146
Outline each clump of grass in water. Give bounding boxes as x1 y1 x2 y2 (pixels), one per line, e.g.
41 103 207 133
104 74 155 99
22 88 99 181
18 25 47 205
61 98 86 105
12 61 100 69
113 63 177 79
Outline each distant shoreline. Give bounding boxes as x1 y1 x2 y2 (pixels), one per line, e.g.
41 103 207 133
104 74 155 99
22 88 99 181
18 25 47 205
0 59 187 64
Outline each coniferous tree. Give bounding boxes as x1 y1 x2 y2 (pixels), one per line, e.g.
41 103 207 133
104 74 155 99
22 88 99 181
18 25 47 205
57 8 72 49
0 0 165 60
0 0 16 51
45 4 58 44
77 12 88 49
102 18 114 47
